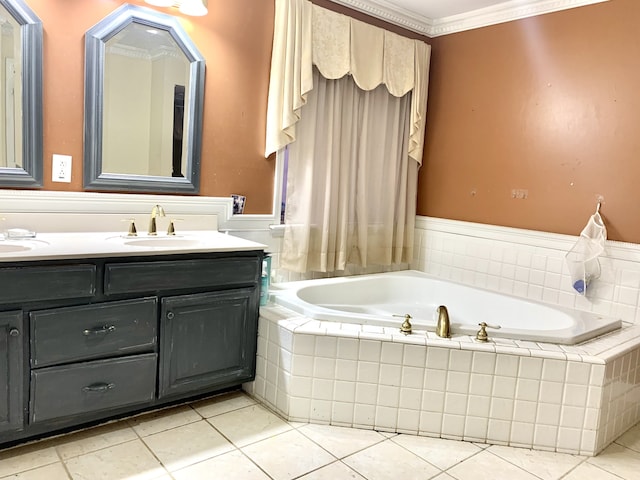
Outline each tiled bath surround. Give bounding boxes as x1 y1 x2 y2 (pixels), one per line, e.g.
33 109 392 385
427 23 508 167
246 306 640 456
245 216 640 456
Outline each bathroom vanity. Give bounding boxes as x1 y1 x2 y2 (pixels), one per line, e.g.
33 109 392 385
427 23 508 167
0 231 264 447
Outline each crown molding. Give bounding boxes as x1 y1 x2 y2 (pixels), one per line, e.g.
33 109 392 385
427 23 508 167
328 0 609 37
328 0 434 35
429 0 609 37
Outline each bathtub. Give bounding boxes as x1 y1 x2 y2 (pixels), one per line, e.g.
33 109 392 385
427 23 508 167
251 270 640 455
252 269 640 455
271 270 621 345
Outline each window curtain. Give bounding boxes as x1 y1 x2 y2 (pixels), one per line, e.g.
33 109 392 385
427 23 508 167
281 68 417 273
265 0 431 164
265 0 429 274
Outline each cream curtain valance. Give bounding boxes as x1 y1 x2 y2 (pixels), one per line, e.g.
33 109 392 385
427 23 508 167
265 0 431 164
312 6 414 96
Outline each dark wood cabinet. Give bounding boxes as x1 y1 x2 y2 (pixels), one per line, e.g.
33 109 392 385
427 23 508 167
30 297 158 368
0 250 262 446
30 353 157 423
159 288 257 399
0 311 24 435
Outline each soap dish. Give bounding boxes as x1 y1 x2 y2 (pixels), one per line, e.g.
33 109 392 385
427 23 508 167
5 228 37 239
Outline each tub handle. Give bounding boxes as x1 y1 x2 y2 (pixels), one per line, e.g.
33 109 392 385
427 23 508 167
392 314 412 335
476 322 501 342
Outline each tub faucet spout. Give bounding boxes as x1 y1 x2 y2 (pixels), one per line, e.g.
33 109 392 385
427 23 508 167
436 305 450 338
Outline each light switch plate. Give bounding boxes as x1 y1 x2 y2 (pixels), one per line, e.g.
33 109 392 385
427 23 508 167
52 154 72 183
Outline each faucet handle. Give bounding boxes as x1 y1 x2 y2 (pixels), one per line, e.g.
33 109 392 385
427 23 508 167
476 322 501 342
121 218 138 236
392 313 412 335
167 218 183 236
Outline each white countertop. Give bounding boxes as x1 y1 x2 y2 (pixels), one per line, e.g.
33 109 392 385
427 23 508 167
0 230 266 262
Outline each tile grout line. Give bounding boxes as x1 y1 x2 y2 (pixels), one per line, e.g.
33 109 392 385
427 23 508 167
389 434 478 476
433 444 506 478
485 446 606 480
53 421 140 461
197 396 382 479
188 402 278 480
52 441 74 480
129 422 175 480
0 448 68 480
294 423 388 461
289 459 361 480
131 399 247 478
235 447 278 480
482 447 551 480
556 457 619 480
357 435 444 477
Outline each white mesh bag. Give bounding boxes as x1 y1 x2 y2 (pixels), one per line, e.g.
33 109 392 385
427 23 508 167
565 211 607 295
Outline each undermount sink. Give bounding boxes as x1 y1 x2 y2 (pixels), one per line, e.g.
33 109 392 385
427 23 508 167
122 237 203 248
0 240 49 253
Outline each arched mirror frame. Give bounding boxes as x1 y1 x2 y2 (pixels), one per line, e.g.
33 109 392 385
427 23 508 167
84 4 204 194
0 0 43 187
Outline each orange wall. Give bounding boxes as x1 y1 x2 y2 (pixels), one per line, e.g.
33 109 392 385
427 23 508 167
27 0 276 213
24 0 425 214
419 0 640 243
20 1 640 242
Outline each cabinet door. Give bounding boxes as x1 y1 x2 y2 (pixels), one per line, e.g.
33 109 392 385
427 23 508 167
159 288 258 399
0 311 23 434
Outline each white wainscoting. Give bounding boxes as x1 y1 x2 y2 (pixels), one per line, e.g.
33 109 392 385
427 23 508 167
412 216 640 326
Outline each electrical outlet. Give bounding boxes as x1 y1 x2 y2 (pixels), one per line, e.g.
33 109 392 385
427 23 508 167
52 154 72 183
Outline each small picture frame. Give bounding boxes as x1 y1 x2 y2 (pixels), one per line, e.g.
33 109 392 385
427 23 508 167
231 194 246 214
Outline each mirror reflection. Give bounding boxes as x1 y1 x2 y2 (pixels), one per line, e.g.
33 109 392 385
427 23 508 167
0 13 19 169
0 0 42 187
102 22 190 178
84 4 204 193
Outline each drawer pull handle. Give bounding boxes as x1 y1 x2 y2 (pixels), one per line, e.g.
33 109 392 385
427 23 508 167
83 325 116 336
166 311 175 320
9 328 19 337
82 382 115 393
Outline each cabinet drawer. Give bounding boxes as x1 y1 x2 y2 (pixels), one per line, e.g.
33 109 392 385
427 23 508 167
30 298 158 368
30 353 156 423
0 265 96 304
104 256 260 295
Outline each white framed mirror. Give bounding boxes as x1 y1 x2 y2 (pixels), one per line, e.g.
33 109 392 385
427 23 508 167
83 3 205 194
0 0 42 187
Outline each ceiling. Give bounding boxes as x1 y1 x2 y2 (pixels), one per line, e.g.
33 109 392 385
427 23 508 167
329 0 609 36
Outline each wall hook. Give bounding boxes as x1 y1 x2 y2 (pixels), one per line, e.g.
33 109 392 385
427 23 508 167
595 194 604 215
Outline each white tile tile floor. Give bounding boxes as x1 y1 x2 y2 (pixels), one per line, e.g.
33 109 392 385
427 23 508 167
1 390 640 480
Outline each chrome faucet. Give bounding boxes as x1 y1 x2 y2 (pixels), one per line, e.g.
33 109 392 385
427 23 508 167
148 204 165 235
435 305 450 338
